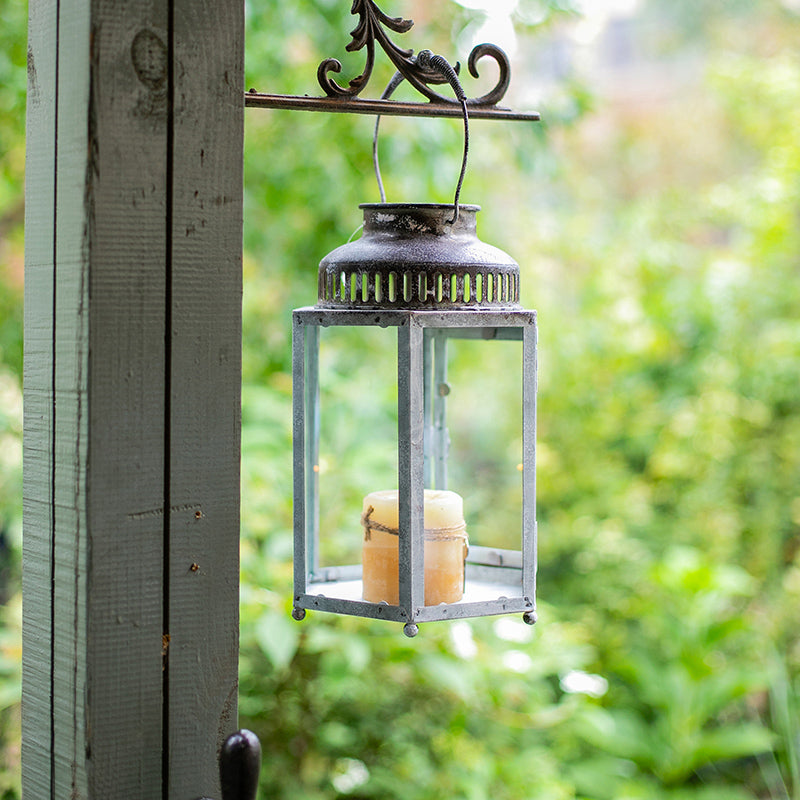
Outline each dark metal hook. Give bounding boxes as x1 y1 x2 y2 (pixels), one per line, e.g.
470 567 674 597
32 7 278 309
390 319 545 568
197 729 262 800
372 51 470 224
416 50 469 223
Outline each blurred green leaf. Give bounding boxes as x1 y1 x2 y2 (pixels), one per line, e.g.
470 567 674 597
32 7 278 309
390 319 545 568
255 610 301 672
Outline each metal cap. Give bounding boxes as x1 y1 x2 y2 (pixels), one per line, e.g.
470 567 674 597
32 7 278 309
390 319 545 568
317 203 520 310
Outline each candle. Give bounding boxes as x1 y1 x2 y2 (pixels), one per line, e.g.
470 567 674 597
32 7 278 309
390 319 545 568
361 489 468 606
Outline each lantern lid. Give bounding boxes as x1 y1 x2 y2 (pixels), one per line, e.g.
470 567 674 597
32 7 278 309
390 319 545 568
317 203 520 310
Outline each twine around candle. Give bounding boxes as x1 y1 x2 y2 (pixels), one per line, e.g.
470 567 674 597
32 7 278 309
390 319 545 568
361 505 469 545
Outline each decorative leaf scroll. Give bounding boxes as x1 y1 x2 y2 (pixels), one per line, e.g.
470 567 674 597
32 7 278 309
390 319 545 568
317 0 511 106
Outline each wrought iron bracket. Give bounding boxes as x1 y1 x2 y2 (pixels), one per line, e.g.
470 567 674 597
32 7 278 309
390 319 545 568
245 1 539 122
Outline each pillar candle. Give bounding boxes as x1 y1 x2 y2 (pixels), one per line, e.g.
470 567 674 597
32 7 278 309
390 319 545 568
361 489 468 606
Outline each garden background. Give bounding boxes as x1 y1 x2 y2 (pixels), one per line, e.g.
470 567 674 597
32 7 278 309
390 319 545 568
0 0 798 797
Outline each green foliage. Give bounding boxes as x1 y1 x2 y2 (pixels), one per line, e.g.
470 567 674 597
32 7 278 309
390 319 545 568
572 548 772 789
0 0 797 797
239 591 593 800
240 3 800 798
0 0 27 792
0 0 26 224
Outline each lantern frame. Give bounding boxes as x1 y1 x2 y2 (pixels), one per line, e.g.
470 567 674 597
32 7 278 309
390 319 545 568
292 306 537 632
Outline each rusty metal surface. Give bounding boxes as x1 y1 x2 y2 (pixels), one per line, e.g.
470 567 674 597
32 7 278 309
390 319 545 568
316 204 522 310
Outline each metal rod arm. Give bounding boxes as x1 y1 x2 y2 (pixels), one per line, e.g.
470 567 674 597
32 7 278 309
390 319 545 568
244 91 539 122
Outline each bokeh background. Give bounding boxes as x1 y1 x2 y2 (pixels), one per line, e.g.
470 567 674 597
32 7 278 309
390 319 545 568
1 0 799 797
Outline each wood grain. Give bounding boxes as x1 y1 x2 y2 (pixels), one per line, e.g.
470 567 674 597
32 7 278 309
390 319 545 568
84 3 169 796
167 0 244 794
23 0 244 795
22 0 57 795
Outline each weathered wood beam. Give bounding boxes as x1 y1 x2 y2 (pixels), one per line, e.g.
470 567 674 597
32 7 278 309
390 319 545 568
167 0 244 793
23 0 244 796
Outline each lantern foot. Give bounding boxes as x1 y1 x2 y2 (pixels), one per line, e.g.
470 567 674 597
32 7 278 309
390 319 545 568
291 607 306 621
403 622 419 638
523 611 537 626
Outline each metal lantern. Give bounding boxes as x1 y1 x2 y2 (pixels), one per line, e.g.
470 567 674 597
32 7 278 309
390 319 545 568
292 202 537 636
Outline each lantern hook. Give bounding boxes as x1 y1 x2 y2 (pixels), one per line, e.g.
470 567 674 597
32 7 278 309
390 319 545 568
372 51 469 224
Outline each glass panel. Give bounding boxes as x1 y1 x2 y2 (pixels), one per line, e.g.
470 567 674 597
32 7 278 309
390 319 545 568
315 325 398 574
436 333 524 554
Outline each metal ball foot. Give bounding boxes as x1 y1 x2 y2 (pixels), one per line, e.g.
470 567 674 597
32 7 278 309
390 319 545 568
403 622 419 638
291 607 306 621
523 610 537 626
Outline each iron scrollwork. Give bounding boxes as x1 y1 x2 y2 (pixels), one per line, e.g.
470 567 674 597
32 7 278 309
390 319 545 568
317 0 511 107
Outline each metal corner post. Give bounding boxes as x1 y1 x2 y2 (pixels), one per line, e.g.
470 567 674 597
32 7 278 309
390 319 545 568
397 318 426 617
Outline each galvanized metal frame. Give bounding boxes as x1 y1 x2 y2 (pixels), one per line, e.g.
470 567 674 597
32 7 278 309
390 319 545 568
292 307 537 631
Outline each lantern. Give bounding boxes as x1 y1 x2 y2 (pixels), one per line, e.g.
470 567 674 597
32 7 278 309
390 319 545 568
292 202 537 636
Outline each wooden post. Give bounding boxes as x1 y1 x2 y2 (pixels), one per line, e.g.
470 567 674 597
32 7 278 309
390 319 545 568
23 0 244 796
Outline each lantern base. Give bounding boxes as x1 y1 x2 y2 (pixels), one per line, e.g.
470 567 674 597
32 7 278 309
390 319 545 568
303 575 524 603
294 546 534 624
294 581 534 624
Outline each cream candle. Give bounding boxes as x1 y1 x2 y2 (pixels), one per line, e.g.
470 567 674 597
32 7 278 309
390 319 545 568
361 489 468 606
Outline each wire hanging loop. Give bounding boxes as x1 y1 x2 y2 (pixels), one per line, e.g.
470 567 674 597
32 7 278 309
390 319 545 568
373 50 470 225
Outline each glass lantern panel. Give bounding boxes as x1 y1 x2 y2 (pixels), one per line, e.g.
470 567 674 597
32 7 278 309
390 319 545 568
315 325 398 576
424 328 527 607
442 334 524 552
